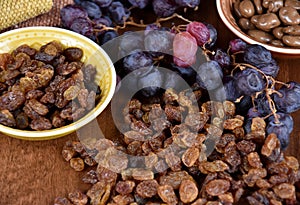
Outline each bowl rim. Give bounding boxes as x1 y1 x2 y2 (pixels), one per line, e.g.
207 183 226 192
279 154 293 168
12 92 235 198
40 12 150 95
216 0 300 55
0 26 116 140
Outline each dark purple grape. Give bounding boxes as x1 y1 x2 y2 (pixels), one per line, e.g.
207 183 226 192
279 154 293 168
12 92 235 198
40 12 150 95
186 21 210 46
152 0 179 17
94 16 112 27
92 0 112 7
211 76 241 101
268 112 294 134
213 49 231 68
144 24 160 36
247 107 262 118
266 119 290 150
69 17 94 38
255 93 271 116
204 23 217 48
119 32 144 56
144 30 174 54
175 0 200 8
108 1 130 24
243 44 273 66
93 17 113 35
98 30 118 45
229 39 247 53
273 81 300 113
256 59 279 78
171 63 197 85
128 0 150 9
60 5 88 27
234 68 265 96
196 60 223 90
138 68 164 97
123 51 154 76
78 1 102 19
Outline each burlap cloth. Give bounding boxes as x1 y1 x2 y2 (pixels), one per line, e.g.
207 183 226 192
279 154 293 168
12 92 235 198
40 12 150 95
0 0 73 33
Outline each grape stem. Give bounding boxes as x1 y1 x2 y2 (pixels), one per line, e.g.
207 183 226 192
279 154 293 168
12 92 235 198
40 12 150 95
274 80 290 88
94 13 193 35
156 13 192 24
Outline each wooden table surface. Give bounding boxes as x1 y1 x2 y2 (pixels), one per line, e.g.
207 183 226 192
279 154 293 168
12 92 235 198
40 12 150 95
1 1 300 204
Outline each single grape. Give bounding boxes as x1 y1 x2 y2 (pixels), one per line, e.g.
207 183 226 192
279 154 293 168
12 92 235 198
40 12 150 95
243 44 273 66
144 30 174 54
186 21 210 46
152 0 179 17
234 68 265 96
123 50 154 76
213 49 231 68
247 107 262 118
92 0 112 7
204 23 217 48
175 0 200 8
173 31 198 67
229 39 247 53
108 1 131 24
268 112 294 134
60 5 88 27
69 17 94 38
255 93 272 116
138 68 164 97
78 1 102 19
195 60 223 90
119 32 144 57
256 59 279 78
171 63 197 85
273 81 300 113
93 16 112 27
93 17 113 35
98 30 118 45
128 0 150 9
266 119 290 150
211 76 241 101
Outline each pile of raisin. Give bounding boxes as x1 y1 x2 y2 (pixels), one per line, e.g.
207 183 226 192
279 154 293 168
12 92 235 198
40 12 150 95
56 88 300 205
0 41 101 130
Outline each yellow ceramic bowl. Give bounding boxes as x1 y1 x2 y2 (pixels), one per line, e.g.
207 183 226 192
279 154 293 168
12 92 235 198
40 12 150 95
0 27 116 140
216 0 300 55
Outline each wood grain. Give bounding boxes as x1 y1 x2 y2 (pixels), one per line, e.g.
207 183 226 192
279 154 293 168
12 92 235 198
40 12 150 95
1 1 300 204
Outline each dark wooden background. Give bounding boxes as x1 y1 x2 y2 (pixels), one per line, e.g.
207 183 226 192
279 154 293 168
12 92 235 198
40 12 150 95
1 1 300 204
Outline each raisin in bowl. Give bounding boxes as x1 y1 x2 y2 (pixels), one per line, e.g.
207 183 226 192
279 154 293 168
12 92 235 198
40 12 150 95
0 27 116 140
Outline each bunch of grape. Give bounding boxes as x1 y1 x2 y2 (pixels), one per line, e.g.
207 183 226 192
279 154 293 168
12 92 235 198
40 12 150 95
114 19 300 150
60 0 202 44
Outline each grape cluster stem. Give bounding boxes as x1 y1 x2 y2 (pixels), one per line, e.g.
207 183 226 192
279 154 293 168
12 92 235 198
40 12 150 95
94 13 192 35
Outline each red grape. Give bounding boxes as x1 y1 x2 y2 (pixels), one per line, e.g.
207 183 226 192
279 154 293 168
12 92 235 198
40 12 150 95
173 31 198 67
187 21 210 46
